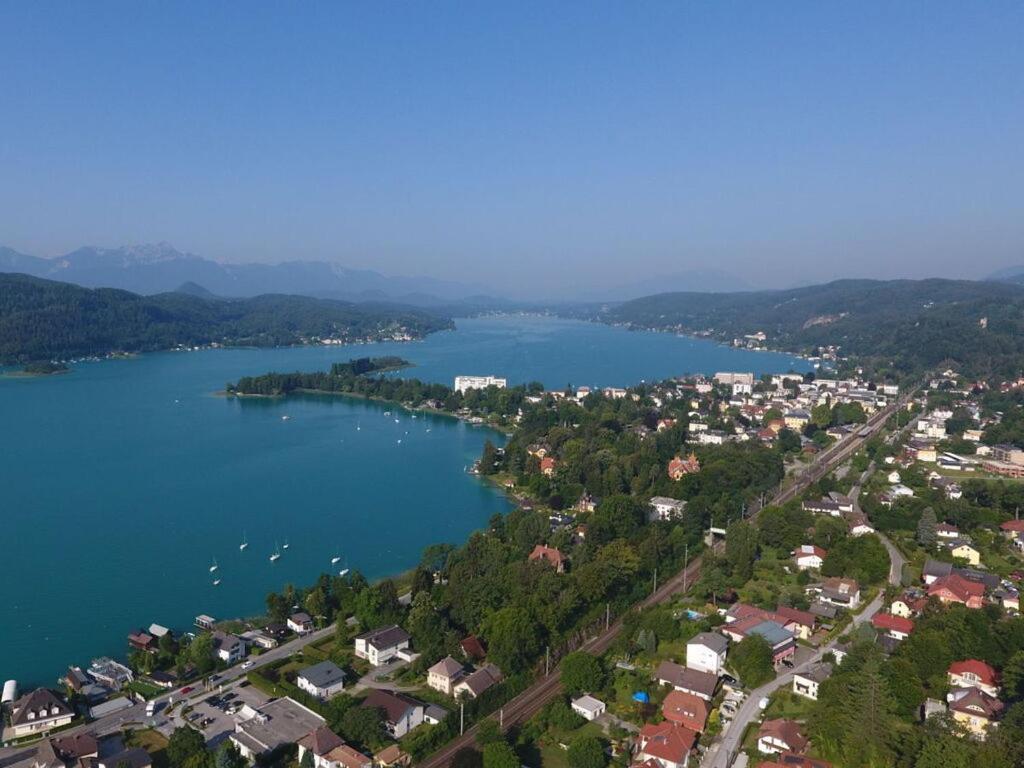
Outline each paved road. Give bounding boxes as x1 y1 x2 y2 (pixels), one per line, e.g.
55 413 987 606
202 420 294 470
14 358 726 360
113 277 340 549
417 394 912 768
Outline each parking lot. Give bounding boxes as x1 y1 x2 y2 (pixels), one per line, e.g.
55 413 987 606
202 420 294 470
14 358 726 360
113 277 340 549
185 683 271 748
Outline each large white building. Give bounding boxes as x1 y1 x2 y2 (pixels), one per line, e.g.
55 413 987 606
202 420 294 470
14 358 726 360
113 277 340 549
686 633 728 676
454 375 507 394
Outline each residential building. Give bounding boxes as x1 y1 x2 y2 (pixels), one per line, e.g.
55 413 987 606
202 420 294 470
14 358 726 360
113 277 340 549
948 660 1000 697
298 726 372 768
212 631 247 664
8 689 74 738
792 663 832 701
653 661 717 701
288 612 314 635
426 657 465 696
297 661 347 700
928 574 985 609
721 619 795 664
686 632 728 676
636 722 698 768
360 690 424 738
757 719 808 755
871 612 914 641
453 664 502 699
231 697 327 762
571 695 606 721
667 454 701 480
792 545 825 571
661 690 708 732
354 625 411 667
528 544 566 573
806 578 861 610
649 496 687 522
947 687 1004 739
454 375 507 394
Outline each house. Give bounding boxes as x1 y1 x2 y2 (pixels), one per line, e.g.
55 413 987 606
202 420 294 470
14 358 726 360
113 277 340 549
52 732 100 762
686 632 728 676
667 454 701 480
773 606 817 640
297 661 347 700
792 545 825 571
1000 519 1024 540
653 661 718 701
231 697 326 761
947 687 1004 739
423 704 448 725
845 513 875 537
288 612 315 635
373 745 411 768
96 748 153 768
360 690 424 738
950 541 981 566
528 544 566 573
721 619 795 665
212 631 247 664
757 719 808 755
459 635 487 661
806 578 861 610
8 689 74 738
661 690 709 732
792 662 832 701
636 722 698 768
784 410 811 430
298 726 372 768
426 657 465 696
571 695 606 721
539 457 557 476
649 497 687 522
453 664 502 699
928 574 985 609
354 625 412 667
127 631 158 654
948 660 1000 697
935 522 960 539
871 612 914 641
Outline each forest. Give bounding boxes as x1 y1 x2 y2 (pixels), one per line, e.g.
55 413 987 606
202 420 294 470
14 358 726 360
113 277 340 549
0 272 453 363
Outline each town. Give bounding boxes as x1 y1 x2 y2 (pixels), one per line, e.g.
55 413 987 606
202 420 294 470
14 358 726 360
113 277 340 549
5 363 1024 768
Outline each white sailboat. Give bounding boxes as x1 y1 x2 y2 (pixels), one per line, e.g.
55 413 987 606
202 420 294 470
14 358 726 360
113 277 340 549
331 547 341 565
270 543 281 562
239 532 248 551
209 557 218 573
212 578 221 586
282 538 290 550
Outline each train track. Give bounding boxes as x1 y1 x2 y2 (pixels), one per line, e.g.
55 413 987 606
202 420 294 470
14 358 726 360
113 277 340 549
417 394 908 768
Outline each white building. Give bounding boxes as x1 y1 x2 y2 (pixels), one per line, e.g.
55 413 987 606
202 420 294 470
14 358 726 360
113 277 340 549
649 496 687 522
571 695 606 721
297 661 347 700
792 663 832 701
426 656 465 696
7 689 74 738
454 375 507 394
212 631 247 664
353 625 411 667
686 632 728 676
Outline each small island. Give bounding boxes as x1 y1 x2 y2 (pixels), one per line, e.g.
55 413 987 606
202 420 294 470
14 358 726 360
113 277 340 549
13 360 71 377
226 356 414 397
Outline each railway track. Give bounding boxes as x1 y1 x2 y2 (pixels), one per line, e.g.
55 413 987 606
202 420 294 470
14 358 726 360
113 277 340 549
417 394 909 767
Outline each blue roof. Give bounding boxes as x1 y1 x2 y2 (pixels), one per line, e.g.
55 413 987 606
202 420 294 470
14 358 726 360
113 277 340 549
748 620 794 646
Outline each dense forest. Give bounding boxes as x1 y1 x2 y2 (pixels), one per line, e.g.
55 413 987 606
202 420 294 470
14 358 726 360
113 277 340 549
602 278 1024 378
0 273 453 363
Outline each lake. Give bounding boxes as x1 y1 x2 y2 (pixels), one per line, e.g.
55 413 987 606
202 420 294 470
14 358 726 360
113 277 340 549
0 315 808 686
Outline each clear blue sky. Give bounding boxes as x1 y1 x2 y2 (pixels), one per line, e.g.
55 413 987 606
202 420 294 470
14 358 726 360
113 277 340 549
1 2 1022 296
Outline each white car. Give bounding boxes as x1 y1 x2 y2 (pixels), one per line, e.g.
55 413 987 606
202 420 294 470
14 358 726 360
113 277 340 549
241 660 254 670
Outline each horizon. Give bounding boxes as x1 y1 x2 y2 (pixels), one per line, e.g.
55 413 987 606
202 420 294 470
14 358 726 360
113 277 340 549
2 3 1023 297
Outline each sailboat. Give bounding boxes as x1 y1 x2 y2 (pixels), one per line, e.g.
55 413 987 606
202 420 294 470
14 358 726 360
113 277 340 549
331 548 341 565
270 543 281 562
209 557 218 573
338 556 350 577
212 578 221 586
239 532 248 551
282 539 290 550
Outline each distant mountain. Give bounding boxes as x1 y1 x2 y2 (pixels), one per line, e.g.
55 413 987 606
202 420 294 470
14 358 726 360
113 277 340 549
0 273 453 364
604 278 1024 376
986 265 1024 284
0 243 498 305
174 281 218 298
581 268 752 301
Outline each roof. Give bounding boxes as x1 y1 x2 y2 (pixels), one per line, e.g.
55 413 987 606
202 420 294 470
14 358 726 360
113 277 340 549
688 631 728 653
871 613 914 634
290 612 313 623
356 625 411 649
456 664 502 697
234 697 326 755
748 620 795 646
528 544 566 568
361 689 423 725
654 661 717 698
662 690 709 731
948 659 999 686
571 695 605 714
774 605 816 628
428 656 465 679
1001 519 1024 532
98 748 152 768
638 722 698 763
948 687 1005 719
793 545 826 559
298 726 345 756
795 662 833 683
53 733 99 759
460 635 486 660
10 688 72 727
299 661 346 689
929 574 985 602
758 719 808 752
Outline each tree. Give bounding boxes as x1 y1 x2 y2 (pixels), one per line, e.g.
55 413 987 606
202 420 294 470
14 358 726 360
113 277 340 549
355 580 403 629
482 605 541 673
567 736 607 768
482 742 519 768
340 706 383 750
214 743 244 768
299 751 314 768
590 495 645 543
479 440 500 475
168 727 207 768
189 633 215 675
304 587 327 627
728 636 773 688
839 659 897 768
725 520 759 582
475 719 503 746
561 652 605 696
916 507 938 549
1002 650 1024 703
451 749 483 768
266 592 289 623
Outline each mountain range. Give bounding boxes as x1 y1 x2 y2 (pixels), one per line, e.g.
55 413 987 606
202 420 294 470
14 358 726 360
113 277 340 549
0 243 499 306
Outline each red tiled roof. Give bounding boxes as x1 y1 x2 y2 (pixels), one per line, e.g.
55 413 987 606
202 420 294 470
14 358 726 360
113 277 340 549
528 544 565 568
948 659 999 686
757 719 808 753
638 722 698 764
871 612 914 634
662 690 709 732
929 574 985 602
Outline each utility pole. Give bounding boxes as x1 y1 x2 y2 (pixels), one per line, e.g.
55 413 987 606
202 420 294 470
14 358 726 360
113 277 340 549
545 646 550 676
460 702 464 735
605 603 610 631
499 708 504 729
652 568 658 595
683 543 689 592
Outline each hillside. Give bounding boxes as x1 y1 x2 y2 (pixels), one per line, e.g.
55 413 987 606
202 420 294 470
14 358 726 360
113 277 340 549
604 278 1024 376
0 273 453 364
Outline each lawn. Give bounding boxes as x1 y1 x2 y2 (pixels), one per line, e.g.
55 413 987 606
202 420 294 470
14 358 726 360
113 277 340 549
535 721 606 768
127 680 166 699
764 689 815 720
125 729 169 768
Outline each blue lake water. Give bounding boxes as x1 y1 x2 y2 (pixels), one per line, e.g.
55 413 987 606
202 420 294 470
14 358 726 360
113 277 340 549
0 315 807 686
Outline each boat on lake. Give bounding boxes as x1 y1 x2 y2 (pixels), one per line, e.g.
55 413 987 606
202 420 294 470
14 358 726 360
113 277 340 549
270 543 281 562
239 532 248 551
209 558 218 573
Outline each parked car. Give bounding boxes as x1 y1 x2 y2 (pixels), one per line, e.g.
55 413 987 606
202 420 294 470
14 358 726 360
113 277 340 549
241 661 254 670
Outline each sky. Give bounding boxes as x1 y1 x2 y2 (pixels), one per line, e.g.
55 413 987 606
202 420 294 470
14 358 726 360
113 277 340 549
1 2 1022 297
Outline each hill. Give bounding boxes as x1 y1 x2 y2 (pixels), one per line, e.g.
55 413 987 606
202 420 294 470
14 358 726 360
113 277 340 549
0 242 497 305
0 273 453 364
604 278 1024 377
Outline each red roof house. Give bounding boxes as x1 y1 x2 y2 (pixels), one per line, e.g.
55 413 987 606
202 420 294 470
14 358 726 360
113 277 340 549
928 574 985 608
871 612 914 639
661 690 709 733
528 544 566 573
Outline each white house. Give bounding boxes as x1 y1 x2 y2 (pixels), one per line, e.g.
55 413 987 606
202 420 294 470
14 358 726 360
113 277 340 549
7 689 74 738
686 632 728 676
212 631 247 664
454 375 507 394
792 662 832 701
649 496 687 523
354 625 411 667
792 544 825 571
757 719 808 755
571 695 606 721
360 690 424 738
298 726 372 768
426 656 465 696
297 661 347 700
288 612 314 635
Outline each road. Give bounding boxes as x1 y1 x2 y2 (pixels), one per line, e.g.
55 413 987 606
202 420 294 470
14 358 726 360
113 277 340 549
417 394 911 768
702 438 909 768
